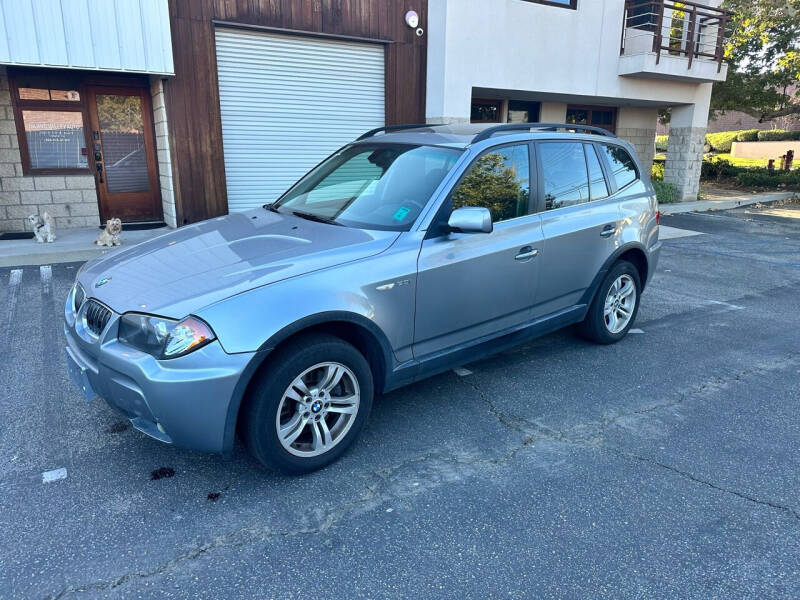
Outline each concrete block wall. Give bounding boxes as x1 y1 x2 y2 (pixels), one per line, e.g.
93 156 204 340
616 107 658 173
617 127 657 171
0 67 99 232
665 126 706 201
151 78 177 228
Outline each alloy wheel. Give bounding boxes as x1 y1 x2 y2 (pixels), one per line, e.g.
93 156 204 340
603 274 636 334
275 362 361 457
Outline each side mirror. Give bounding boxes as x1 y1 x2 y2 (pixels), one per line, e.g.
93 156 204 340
447 207 493 234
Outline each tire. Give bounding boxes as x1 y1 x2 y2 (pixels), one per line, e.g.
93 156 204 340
241 333 373 474
577 260 641 344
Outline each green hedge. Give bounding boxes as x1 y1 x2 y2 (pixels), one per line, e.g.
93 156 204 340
736 129 760 142
653 180 678 204
736 169 800 188
756 129 800 141
655 135 669 152
701 156 800 188
705 131 740 152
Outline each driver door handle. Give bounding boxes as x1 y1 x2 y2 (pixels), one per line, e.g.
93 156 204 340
515 246 539 261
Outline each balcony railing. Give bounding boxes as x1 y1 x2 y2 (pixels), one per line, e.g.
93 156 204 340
621 0 732 72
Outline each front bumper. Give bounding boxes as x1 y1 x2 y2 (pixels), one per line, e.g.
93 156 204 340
64 315 254 454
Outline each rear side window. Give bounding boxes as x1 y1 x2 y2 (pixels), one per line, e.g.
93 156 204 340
585 144 609 200
539 142 589 210
600 144 638 190
451 143 530 223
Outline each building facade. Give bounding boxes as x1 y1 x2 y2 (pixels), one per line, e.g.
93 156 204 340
426 0 729 202
0 0 729 235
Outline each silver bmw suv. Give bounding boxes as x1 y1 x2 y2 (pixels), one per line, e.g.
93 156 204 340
64 123 661 474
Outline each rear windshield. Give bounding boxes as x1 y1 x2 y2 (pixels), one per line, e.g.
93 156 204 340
273 144 463 231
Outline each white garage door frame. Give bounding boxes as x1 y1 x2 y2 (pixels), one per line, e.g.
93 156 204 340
214 25 387 212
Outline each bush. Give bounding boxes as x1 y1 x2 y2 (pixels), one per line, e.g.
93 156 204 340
706 131 740 152
653 180 678 204
736 169 800 188
655 135 669 152
701 158 742 181
756 129 800 141
651 162 665 181
736 129 760 142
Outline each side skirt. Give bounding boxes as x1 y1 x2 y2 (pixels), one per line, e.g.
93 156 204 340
384 304 587 392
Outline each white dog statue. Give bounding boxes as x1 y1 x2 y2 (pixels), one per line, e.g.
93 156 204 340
95 218 122 247
28 212 56 243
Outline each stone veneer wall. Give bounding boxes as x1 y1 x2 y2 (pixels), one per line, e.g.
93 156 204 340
150 78 177 228
0 67 100 232
616 127 657 172
664 126 706 202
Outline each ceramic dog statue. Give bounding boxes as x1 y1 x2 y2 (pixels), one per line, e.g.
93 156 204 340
94 218 122 247
28 212 56 243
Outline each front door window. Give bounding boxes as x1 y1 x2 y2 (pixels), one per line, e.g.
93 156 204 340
96 95 150 194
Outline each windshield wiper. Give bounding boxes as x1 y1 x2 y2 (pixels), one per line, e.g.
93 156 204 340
289 210 342 226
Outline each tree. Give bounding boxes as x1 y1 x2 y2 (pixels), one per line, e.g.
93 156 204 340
711 0 800 122
451 153 526 222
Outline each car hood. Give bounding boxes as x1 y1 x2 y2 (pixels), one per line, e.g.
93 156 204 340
78 209 400 318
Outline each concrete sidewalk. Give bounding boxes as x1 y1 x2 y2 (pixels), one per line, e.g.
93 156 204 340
0 225 170 267
659 190 797 215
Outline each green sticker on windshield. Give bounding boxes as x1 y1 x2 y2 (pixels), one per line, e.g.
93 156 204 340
393 207 411 221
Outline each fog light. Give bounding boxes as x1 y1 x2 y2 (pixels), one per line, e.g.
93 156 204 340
157 422 166 434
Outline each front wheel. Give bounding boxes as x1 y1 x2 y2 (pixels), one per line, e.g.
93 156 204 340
577 260 641 344
241 333 373 474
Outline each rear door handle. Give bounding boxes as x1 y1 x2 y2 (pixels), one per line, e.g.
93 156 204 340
515 246 539 260
600 225 616 238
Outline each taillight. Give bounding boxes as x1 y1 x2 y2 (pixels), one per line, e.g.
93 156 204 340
656 210 661 225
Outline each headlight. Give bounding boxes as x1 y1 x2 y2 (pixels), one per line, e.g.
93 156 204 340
118 313 215 359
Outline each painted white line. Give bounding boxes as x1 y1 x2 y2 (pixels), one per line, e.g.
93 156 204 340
629 328 644 334
706 300 745 311
39 265 52 295
453 367 473 377
3 270 22 339
659 225 704 240
42 467 67 483
9 268 22 287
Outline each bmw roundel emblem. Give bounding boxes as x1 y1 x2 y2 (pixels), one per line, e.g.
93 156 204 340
95 276 112 288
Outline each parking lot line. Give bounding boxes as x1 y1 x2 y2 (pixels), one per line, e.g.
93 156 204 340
40 265 52 295
42 468 67 484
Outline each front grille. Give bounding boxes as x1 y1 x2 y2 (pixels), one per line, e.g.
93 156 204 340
84 300 112 336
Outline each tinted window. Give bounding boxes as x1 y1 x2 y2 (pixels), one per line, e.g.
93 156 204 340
451 144 530 223
585 144 609 200
600 145 638 190
539 142 589 210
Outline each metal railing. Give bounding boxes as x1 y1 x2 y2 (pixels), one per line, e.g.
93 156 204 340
621 0 732 72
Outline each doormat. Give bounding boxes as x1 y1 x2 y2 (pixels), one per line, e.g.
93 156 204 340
0 231 34 240
101 221 167 231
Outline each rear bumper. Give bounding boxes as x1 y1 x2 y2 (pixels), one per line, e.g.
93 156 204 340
64 324 254 453
647 240 662 286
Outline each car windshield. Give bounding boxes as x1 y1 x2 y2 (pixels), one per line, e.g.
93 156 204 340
273 144 463 231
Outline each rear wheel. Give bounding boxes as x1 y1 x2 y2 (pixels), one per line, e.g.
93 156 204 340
577 260 641 344
242 333 373 474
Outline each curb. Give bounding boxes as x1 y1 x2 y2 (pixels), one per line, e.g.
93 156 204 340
659 191 797 215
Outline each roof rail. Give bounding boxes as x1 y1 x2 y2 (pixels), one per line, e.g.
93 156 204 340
472 122 617 144
356 124 434 140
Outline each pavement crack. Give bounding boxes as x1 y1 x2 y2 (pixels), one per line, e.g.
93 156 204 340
608 448 800 523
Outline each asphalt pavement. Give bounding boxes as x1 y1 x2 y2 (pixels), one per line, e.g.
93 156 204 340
1 203 799 599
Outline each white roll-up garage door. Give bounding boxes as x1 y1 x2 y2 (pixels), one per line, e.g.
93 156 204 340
215 28 386 212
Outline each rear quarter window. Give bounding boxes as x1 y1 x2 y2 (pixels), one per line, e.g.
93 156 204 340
600 145 638 190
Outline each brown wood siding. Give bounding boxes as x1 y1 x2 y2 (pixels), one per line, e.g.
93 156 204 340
166 0 427 225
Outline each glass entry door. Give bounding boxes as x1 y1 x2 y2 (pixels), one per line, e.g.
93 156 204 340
86 86 162 222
